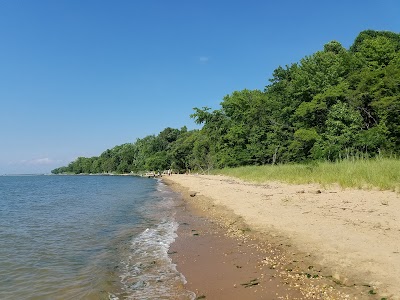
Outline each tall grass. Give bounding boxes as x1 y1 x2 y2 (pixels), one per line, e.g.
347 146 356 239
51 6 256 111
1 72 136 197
213 158 400 191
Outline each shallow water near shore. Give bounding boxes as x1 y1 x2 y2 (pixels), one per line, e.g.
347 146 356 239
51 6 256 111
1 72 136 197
0 175 194 299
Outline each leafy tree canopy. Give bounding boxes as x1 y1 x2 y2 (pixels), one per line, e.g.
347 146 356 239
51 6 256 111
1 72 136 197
52 30 400 174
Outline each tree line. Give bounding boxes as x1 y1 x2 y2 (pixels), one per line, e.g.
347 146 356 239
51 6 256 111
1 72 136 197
52 30 400 175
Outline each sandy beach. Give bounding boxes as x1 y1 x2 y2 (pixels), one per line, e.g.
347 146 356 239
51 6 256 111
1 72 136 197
165 174 400 300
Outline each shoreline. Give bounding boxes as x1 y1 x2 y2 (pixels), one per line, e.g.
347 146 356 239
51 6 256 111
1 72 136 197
164 174 400 300
169 196 304 299
168 184 307 299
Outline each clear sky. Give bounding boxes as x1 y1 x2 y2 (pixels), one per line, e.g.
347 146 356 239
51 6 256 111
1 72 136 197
1 0 399 174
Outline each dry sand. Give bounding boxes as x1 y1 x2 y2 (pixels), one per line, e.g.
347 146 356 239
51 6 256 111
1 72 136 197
164 174 400 300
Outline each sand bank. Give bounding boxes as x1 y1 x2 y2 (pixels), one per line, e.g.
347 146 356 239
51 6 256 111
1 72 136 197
165 174 400 300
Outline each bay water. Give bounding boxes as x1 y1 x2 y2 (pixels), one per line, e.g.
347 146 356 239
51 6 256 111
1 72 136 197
0 175 194 299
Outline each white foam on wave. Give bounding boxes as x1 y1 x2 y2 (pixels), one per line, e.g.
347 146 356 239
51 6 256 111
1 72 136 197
113 180 195 300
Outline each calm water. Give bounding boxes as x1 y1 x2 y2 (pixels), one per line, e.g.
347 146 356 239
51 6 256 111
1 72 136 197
0 175 194 300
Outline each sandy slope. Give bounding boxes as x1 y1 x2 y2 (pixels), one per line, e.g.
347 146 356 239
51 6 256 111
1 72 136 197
165 174 400 299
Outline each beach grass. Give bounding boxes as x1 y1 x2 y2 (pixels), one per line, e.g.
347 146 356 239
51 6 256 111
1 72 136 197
213 158 400 191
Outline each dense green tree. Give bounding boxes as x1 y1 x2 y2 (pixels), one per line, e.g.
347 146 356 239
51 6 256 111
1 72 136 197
52 30 400 175
191 131 215 174
312 102 363 160
169 130 198 172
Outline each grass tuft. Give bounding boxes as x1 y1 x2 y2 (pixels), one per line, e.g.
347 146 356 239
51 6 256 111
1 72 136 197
213 158 400 191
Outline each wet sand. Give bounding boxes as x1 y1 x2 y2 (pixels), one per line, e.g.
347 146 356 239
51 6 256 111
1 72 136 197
170 197 304 299
165 174 399 300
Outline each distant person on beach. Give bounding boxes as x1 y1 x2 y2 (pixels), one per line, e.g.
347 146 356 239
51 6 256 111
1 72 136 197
167 169 171 176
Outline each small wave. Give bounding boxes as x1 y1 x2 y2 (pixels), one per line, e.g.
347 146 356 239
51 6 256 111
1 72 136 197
115 220 194 300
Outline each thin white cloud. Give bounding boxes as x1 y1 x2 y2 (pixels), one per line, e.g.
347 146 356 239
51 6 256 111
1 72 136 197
199 56 209 63
17 158 60 165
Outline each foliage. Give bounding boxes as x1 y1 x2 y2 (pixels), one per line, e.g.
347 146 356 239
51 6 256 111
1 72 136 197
52 30 400 176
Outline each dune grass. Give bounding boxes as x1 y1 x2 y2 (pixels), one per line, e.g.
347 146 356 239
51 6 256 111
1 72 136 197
213 158 400 191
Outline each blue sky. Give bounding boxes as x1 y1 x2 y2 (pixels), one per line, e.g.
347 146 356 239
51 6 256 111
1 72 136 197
1 0 399 174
